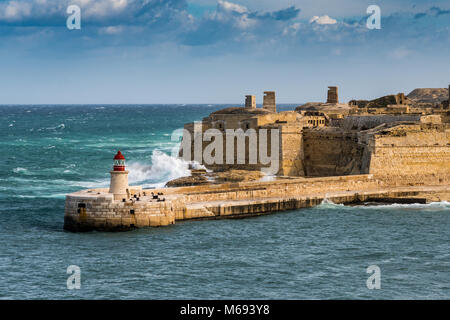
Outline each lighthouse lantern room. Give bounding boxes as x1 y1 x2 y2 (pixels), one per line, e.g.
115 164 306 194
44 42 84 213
113 150 126 171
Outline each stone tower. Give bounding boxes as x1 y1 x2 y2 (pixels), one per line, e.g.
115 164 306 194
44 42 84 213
327 86 338 104
245 95 256 108
263 91 276 112
109 150 129 200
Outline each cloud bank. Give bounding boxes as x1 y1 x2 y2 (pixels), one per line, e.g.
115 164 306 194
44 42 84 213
0 0 448 57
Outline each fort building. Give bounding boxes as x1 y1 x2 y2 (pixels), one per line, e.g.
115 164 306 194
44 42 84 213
181 86 449 178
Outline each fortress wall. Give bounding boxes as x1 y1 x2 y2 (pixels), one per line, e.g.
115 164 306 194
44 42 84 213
255 112 297 127
302 128 364 177
279 124 304 176
366 125 450 179
64 193 175 231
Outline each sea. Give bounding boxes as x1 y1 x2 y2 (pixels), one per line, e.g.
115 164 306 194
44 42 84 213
0 104 448 299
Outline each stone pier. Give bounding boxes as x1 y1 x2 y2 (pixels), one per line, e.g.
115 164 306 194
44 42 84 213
64 174 449 231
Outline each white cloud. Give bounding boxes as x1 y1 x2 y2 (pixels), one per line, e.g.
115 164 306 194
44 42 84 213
99 25 125 35
283 22 301 36
389 47 413 59
218 0 248 14
0 0 131 21
77 0 129 17
309 15 337 25
2 1 32 20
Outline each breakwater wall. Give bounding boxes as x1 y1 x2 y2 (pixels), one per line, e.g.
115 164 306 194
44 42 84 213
64 174 449 231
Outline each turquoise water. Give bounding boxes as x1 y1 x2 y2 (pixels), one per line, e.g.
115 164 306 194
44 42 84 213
0 105 449 299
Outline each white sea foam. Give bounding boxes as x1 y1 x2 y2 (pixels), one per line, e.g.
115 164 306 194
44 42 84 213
127 150 205 188
38 124 65 131
316 198 344 208
13 167 29 174
16 193 67 199
72 179 109 188
358 201 450 210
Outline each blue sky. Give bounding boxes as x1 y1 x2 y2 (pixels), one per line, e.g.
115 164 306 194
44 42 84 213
0 0 449 104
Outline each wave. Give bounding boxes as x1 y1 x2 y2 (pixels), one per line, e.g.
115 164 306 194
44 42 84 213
37 124 65 131
4 150 201 197
71 179 109 188
316 198 345 209
15 193 67 199
13 167 30 175
314 198 450 210
127 150 204 188
356 201 450 210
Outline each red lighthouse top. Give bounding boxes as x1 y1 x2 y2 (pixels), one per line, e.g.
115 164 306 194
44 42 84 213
113 150 126 171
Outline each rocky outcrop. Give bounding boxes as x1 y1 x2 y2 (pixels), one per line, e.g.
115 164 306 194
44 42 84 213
407 88 449 103
367 94 411 108
165 175 209 187
166 169 265 187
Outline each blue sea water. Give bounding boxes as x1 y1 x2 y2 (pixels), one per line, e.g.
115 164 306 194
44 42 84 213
0 104 449 300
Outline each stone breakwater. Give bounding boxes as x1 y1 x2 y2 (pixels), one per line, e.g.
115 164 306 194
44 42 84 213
64 174 449 232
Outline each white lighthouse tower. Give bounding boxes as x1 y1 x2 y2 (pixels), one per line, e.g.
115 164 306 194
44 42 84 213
109 150 129 200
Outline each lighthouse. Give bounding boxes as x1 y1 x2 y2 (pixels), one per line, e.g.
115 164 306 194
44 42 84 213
109 150 129 200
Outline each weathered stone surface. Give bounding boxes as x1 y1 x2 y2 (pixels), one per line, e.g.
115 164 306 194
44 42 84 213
215 170 264 183
407 88 449 103
327 86 338 104
245 95 256 109
166 175 209 187
263 91 276 112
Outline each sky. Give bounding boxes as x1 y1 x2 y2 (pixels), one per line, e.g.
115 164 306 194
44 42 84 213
0 0 449 104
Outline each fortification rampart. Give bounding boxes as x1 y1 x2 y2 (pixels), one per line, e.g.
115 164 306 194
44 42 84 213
362 123 450 177
302 128 363 177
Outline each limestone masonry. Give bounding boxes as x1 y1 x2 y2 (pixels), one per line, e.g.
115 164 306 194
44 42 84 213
64 85 450 231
